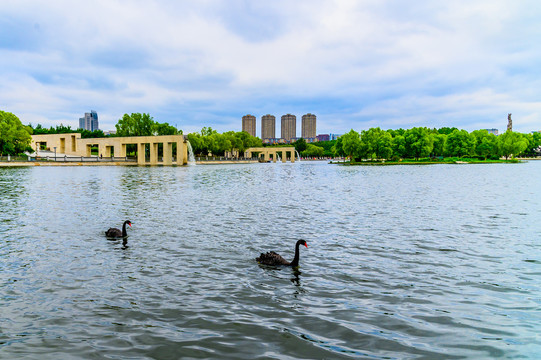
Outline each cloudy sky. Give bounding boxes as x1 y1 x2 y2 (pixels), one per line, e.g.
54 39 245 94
1 0 540 135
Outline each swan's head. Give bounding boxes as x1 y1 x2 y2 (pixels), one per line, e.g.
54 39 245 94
298 239 308 248
125 220 132 227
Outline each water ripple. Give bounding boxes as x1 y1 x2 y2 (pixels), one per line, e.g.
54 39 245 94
1 162 541 358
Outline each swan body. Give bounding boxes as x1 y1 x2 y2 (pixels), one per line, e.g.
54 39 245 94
105 220 132 238
256 239 308 267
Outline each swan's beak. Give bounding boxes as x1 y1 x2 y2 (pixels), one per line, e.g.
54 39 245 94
128 223 132 227
304 243 308 248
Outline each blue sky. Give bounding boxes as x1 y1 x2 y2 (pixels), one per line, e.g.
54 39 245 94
1 0 540 136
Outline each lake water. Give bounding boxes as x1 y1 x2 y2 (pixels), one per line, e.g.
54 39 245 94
1 161 540 359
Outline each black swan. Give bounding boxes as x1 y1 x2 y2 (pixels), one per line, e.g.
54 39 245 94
105 220 132 238
256 239 308 267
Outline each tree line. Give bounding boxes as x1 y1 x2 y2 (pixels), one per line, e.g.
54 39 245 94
1 109 540 160
31 123 106 138
187 127 262 156
327 127 541 161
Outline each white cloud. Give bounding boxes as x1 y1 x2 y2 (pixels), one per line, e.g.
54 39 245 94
1 0 540 134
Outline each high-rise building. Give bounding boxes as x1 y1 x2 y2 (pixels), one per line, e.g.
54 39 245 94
261 114 276 140
301 113 316 139
281 114 296 142
79 110 99 132
242 114 256 137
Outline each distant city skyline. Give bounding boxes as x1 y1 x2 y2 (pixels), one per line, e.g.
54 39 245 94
1 2 540 134
243 113 321 142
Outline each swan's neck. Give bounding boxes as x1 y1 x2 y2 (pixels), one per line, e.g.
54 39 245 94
290 243 301 267
122 222 128 237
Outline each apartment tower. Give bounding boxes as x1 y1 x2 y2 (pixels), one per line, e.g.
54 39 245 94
281 114 296 142
79 110 99 131
261 114 276 140
242 114 256 137
301 113 316 139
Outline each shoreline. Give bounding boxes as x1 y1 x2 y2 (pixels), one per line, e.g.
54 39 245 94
331 159 539 165
0 161 139 167
0 160 261 167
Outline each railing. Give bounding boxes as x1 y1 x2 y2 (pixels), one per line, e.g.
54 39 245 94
195 157 258 162
0 155 137 163
41 156 138 162
0 156 30 162
1 155 265 163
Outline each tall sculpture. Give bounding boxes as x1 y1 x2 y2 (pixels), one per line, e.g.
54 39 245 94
507 113 512 132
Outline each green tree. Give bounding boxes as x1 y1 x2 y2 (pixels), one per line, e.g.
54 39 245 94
445 129 475 157
341 129 362 160
187 133 204 155
0 111 32 155
360 127 393 160
54 124 74 133
332 137 345 157
437 127 458 135
312 140 336 157
80 129 106 139
31 123 48 134
388 128 406 137
294 138 308 153
498 131 528 159
432 133 447 157
115 113 155 136
471 130 498 160
201 127 217 137
231 131 262 155
210 132 233 156
222 131 239 155
522 132 541 157
391 135 406 159
404 127 434 160
30 123 74 134
152 122 179 136
187 128 262 157
302 144 324 157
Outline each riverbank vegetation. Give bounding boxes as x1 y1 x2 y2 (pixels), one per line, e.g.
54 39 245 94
187 127 262 156
319 127 540 163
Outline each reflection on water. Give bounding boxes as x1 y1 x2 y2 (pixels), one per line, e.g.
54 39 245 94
1 162 541 359
290 269 302 287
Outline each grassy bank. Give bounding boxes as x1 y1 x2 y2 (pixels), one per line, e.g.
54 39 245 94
332 157 523 165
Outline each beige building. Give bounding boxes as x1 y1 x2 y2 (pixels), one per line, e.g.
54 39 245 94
242 114 256 137
245 147 296 163
281 114 296 142
261 114 276 140
31 133 188 166
301 113 316 139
